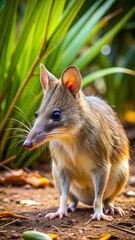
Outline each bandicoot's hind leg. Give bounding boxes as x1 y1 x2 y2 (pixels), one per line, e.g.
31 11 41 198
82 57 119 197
68 192 78 212
104 161 129 216
89 165 113 221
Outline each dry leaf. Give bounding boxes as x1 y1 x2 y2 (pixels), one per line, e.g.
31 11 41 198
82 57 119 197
125 191 135 197
131 207 135 212
0 169 53 188
99 233 113 240
124 111 135 123
128 176 135 186
20 200 40 206
48 233 58 239
0 211 29 219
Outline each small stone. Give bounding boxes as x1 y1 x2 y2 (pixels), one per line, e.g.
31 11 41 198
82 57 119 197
3 198 10 203
11 233 20 239
24 184 31 189
110 236 119 239
15 219 22 226
82 237 88 240
46 224 51 227
37 213 44 217
68 233 75 236
131 207 135 212
67 219 75 225
0 206 5 210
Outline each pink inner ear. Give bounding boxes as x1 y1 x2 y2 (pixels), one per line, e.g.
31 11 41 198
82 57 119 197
67 82 75 92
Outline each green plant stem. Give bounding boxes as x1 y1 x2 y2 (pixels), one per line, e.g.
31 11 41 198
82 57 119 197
0 121 14 161
0 56 40 132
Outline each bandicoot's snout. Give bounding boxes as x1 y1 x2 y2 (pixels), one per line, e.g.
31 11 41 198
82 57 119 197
23 131 46 149
23 140 33 149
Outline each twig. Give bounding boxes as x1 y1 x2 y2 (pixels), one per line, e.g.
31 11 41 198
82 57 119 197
84 217 114 226
32 73 39 77
108 224 135 235
51 225 62 233
0 212 30 220
101 8 123 24
0 156 16 167
84 219 92 226
0 219 19 229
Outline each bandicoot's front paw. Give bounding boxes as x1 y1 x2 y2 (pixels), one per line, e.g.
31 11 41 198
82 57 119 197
45 208 68 220
90 209 113 222
104 204 125 216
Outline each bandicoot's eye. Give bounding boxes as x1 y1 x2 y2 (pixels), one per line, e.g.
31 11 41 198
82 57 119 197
51 110 61 121
35 111 38 118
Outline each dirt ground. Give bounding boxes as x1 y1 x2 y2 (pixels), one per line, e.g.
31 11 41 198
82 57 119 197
0 160 135 240
0 139 135 240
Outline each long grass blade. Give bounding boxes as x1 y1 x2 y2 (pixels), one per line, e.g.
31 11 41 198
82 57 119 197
44 0 84 57
82 67 135 88
75 7 135 70
52 0 116 74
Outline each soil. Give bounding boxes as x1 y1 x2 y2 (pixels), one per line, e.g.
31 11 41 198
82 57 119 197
0 144 135 240
0 168 135 240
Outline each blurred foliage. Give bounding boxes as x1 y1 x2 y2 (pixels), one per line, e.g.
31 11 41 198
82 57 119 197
95 0 135 116
0 0 135 167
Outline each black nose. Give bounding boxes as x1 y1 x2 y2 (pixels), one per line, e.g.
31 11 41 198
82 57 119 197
23 140 33 149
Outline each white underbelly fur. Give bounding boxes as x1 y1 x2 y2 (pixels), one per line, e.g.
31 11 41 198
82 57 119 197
68 158 128 206
52 140 128 206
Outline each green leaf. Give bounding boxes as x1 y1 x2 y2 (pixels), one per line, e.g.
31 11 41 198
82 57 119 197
0 1 17 105
82 67 135 88
47 0 66 40
0 0 6 13
0 1 17 67
44 0 84 57
5 1 48 85
58 0 103 53
51 0 116 74
75 7 135 70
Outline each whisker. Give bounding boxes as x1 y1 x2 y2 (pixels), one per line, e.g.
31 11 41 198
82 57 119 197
11 118 31 131
10 139 24 149
9 118 31 132
45 131 70 137
14 105 32 129
5 128 29 134
7 135 26 140
1 165 13 172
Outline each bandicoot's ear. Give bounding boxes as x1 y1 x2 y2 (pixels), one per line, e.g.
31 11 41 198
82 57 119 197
61 66 82 97
40 63 56 90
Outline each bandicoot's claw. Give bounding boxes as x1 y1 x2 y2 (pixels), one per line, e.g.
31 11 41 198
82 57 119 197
90 212 113 222
45 211 68 219
104 205 125 217
68 206 76 212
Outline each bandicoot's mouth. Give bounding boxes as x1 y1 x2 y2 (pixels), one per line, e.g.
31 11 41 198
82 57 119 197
23 133 48 150
23 129 70 150
23 138 49 150
23 140 33 149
